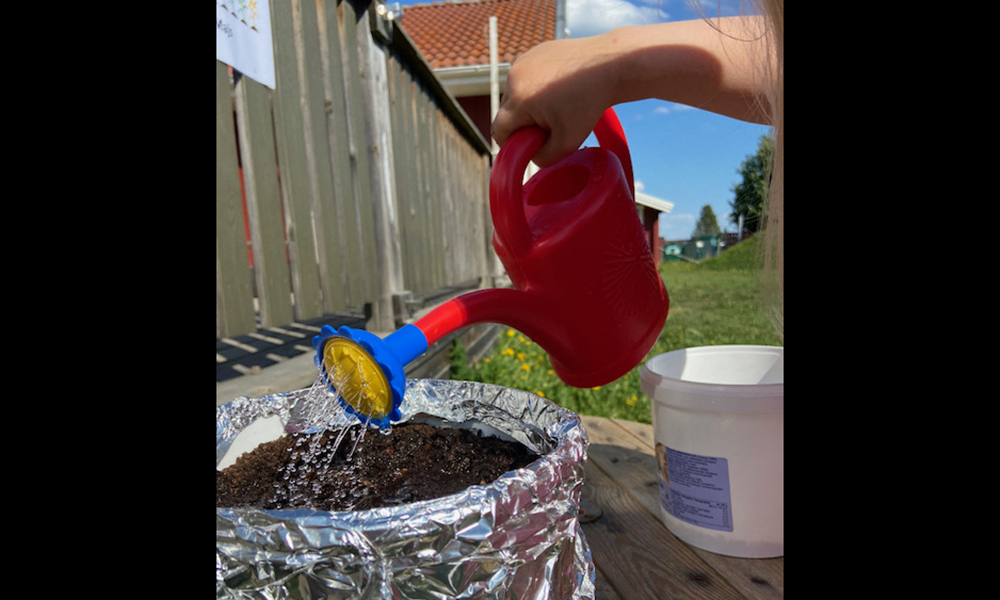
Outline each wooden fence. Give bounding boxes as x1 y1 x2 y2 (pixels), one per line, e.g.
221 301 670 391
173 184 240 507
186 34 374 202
217 0 495 341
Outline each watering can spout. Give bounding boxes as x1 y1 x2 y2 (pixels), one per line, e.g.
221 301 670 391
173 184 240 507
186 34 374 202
414 277 666 389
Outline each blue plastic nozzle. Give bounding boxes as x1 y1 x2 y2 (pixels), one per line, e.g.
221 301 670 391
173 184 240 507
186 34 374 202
312 324 429 429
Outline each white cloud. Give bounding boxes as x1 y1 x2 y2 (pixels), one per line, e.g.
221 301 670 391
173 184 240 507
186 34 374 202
659 212 696 240
650 102 694 117
566 0 669 38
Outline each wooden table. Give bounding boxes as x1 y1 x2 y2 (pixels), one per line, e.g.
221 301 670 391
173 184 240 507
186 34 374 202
578 415 784 600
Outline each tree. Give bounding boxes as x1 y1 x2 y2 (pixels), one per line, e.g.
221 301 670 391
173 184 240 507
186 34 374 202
729 134 774 233
692 205 721 237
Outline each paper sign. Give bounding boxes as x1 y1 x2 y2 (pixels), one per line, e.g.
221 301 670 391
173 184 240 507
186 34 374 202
216 1 276 89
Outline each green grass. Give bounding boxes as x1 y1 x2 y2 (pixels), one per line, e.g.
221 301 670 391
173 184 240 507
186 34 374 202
449 235 782 423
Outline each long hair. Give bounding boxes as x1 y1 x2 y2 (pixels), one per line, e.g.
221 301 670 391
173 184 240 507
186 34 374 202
700 1 784 340
751 0 783 340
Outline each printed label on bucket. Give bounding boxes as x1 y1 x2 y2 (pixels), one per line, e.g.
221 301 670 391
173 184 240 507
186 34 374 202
655 445 733 532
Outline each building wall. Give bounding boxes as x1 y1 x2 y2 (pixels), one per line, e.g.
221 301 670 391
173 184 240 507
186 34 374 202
457 95 492 145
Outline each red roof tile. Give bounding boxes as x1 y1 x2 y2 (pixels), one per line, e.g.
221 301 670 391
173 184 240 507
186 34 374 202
399 0 557 69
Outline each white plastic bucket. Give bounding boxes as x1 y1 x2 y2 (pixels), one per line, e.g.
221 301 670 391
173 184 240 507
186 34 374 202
640 345 783 558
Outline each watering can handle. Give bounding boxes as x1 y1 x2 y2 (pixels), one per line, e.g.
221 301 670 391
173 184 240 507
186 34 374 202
491 108 634 256
592 108 634 198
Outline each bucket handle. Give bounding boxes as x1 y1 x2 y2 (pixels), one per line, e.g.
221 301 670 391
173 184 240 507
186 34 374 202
490 108 633 257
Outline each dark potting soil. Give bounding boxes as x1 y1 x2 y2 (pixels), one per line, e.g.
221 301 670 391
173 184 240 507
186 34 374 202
217 423 540 512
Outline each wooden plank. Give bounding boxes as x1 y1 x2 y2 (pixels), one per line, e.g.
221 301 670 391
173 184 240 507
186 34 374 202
410 81 434 295
483 152 493 281
473 146 490 283
414 77 437 294
581 457 747 600
355 2 403 331
317 0 367 309
610 416 656 448
578 476 624 600
216 61 257 338
399 72 420 295
427 103 446 289
581 416 662 517
270 0 326 322
295 0 346 318
386 54 408 289
339 0 381 307
483 148 498 284
584 417 785 600
592 567 624 600
388 52 423 298
234 73 294 329
461 132 490 283
445 112 461 283
437 118 454 285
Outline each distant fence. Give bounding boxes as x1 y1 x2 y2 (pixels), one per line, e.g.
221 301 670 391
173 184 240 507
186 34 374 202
217 0 495 340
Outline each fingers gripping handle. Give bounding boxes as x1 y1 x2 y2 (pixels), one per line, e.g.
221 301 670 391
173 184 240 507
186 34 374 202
490 108 633 258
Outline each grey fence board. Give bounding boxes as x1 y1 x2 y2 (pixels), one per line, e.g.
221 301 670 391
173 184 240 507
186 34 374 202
235 73 295 329
216 61 256 338
357 3 407 331
270 0 326 321
318 0 377 309
340 1 382 309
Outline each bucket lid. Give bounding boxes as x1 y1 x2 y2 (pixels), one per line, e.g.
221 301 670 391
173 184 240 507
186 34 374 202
640 346 783 414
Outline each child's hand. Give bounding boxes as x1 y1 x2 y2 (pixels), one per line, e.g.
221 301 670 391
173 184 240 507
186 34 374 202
491 35 617 167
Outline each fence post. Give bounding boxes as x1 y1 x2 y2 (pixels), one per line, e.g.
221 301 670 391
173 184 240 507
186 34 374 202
357 1 406 332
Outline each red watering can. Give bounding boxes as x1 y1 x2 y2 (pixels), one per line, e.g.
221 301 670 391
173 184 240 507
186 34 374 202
314 108 669 427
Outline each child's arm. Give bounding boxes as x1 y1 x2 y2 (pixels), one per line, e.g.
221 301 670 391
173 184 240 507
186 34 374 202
491 17 775 167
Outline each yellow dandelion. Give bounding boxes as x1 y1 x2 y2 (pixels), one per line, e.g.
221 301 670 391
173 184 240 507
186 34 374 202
518 335 526 343
516 352 527 362
520 363 531 371
547 369 554 375
591 386 601 391
627 395 637 406
535 391 546 398
507 329 516 337
502 348 515 357
483 358 491 363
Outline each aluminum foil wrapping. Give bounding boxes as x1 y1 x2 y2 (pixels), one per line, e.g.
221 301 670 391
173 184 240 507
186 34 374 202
217 378 595 599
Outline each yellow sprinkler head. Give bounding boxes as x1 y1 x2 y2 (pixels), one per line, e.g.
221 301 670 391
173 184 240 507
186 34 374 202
320 335 393 421
313 324 427 428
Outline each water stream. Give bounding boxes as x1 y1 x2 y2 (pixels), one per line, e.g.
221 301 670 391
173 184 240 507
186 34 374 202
271 372 390 508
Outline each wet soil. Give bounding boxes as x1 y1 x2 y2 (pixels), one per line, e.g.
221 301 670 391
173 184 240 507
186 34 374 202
216 423 539 512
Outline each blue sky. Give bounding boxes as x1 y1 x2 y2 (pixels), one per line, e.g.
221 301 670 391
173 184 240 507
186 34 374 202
396 0 771 241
